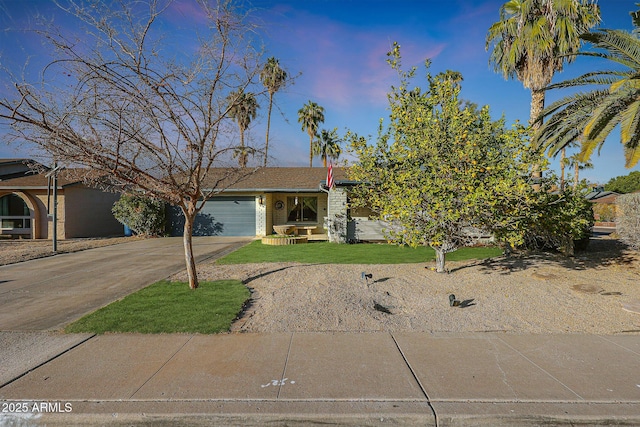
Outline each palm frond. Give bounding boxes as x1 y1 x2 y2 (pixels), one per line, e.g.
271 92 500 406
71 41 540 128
581 29 640 68
620 99 640 143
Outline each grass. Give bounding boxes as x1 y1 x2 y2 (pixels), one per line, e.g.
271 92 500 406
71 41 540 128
65 280 250 334
217 240 502 265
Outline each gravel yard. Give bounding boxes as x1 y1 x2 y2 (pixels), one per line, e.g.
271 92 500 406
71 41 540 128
173 238 640 335
3 236 638 335
0 236 144 266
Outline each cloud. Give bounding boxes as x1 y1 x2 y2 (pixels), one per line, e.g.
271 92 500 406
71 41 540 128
264 7 445 112
165 0 210 25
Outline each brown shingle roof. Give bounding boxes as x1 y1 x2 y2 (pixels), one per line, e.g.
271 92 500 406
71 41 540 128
203 167 350 191
0 169 87 188
1 166 351 192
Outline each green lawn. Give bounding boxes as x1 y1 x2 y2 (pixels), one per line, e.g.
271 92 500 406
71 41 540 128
65 280 250 334
217 240 502 264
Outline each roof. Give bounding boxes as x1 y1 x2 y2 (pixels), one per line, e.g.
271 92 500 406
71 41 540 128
0 168 88 189
0 159 32 166
585 190 619 203
0 165 352 192
203 167 351 192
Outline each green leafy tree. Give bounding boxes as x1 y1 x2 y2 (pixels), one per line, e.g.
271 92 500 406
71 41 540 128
605 171 640 194
227 89 259 168
298 101 325 167
349 44 537 272
112 193 166 236
486 0 600 183
314 128 342 167
535 7 640 168
260 57 288 166
524 181 594 256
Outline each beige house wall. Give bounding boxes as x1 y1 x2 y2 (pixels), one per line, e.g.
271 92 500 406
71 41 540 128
33 191 65 240
64 186 121 238
264 193 274 236
0 189 65 239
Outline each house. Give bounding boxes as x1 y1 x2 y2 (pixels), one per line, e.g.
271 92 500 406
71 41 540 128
0 159 123 239
166 167 386 242
585 187 620 224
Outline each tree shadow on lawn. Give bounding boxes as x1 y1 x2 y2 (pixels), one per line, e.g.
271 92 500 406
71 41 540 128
456 238 637 275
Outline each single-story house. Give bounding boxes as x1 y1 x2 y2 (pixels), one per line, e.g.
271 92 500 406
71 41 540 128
167 167 386 243
585 187 620 224
2 161 385 242
0 159 123 239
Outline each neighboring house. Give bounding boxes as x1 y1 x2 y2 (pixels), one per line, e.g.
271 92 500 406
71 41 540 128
166 167 387 242
0 159 123 239
585 187 620 224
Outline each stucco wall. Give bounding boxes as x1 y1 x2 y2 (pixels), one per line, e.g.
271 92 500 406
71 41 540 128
64 186 122 238
32 191 65 240
0 190 55 239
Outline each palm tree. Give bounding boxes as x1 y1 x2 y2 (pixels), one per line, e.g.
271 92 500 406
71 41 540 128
227 89 258 168
297 100 325 167
536 10 640 168
314 128 342 167
260 57 288 167
567 152 593 188
486 0 600 181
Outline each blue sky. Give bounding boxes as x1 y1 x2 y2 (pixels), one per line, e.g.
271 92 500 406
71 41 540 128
1 0 639 184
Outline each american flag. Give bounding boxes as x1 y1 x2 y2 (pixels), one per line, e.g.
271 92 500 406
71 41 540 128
327 163 335 189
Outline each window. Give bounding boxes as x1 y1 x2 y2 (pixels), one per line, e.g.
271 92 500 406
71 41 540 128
287 196 317 223
0 194 31 230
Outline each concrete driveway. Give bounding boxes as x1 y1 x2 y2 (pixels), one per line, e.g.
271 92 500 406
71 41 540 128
0 237 251 331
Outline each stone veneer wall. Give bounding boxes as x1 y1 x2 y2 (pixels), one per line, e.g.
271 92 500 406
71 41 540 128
327 188 348 243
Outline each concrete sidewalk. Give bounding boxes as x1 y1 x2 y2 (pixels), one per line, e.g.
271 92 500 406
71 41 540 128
1 332 639 426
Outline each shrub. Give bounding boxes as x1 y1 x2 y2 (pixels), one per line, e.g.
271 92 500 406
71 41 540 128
616 193 640 249
524 187 594 256
592 203 617 222
112 193 166 236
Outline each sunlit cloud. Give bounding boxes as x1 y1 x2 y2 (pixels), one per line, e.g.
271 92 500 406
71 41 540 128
165 0 209 25
264 6 446 112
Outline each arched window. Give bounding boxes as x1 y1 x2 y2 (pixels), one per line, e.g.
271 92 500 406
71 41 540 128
0 194 31 234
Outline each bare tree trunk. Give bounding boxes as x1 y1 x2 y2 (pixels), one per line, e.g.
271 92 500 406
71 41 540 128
530 89 545 191
264 93 273 167
574 162 579 188
182 207 199 290
434 247 446 273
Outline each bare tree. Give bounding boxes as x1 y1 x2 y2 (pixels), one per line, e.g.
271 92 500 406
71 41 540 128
0 0 263 289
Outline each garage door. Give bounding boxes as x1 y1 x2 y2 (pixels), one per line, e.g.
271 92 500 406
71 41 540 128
169 196 256 237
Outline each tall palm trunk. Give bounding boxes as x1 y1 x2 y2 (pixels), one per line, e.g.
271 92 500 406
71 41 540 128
530 88 546 190
560 147 566 191
264 92 274 167
182 204 199 290
239 129 247 168
308 130 314 167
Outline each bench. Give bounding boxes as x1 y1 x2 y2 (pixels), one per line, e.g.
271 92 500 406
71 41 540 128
294 225 318 236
